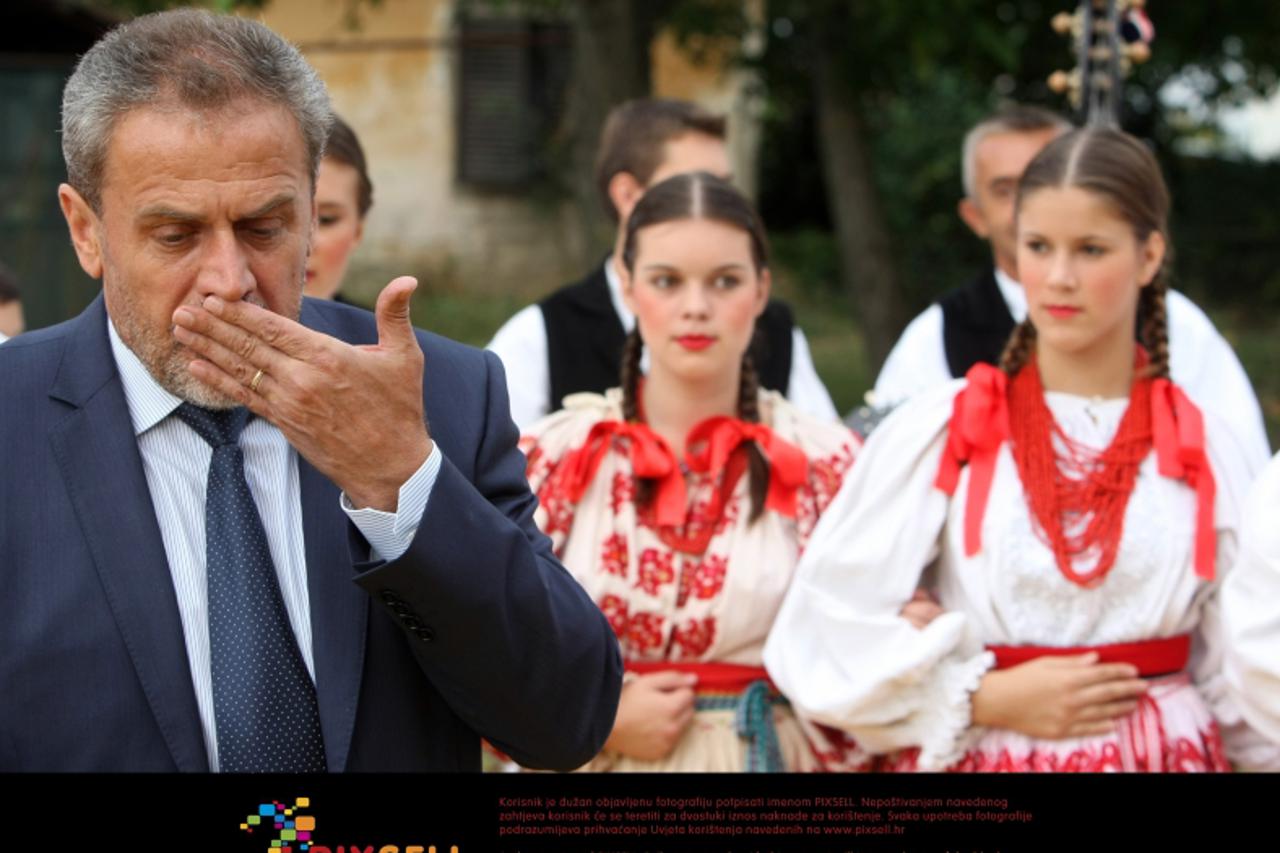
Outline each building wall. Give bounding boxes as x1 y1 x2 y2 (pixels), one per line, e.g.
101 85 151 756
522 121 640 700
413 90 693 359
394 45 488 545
256 0 758 303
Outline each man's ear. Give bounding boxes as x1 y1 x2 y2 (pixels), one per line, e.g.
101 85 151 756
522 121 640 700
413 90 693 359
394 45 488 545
58 184 104 279
957 197 991 240
619 258 639 316
755 267 772 317
607 171 646 224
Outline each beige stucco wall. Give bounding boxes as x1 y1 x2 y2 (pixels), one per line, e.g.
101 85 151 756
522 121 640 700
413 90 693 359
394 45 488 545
253 0 759 303
651 27 763 202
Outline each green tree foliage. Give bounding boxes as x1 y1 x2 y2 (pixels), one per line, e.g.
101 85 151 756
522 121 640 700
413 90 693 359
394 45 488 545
83 0 270 13
720 1 1280 365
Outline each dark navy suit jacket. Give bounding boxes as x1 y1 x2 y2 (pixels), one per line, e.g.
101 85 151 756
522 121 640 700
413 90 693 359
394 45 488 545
0 295 621 771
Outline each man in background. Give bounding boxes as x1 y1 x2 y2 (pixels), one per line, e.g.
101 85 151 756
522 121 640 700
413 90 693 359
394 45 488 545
488 97 838 431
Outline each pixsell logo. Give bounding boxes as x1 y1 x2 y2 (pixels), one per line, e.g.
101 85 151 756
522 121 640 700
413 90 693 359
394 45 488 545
239 797 317 852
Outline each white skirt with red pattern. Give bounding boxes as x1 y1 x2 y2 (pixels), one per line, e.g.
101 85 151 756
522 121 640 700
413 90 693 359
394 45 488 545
879 674 1229 773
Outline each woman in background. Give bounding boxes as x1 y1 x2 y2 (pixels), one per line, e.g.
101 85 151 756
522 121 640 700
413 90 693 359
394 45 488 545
305 115 373 302
521 172 868 772
766 127 1276 772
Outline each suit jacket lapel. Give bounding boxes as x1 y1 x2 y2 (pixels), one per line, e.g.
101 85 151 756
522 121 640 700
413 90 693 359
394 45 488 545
298 299 369 771
47 297 208 771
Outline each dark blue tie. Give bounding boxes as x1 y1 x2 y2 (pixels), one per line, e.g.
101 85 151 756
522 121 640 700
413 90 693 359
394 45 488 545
176 403 327 773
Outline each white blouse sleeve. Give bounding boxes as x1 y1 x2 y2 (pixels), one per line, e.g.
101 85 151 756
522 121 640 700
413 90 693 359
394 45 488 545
518 393 612 555
1166 290 1271 473
763 381 994 769
784 329 840 422
1222 450 1280 768
870 304 952 409
486 304 552 434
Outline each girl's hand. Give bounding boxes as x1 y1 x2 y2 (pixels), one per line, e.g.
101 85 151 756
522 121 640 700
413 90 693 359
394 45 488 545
900 587 945 629
971 652 1148 739
604 670 698 760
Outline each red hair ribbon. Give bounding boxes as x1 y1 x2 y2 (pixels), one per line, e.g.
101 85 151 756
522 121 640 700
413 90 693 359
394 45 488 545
1151 379 1217 581
557 420 687 526
685 416 809 518
935 365 1011 556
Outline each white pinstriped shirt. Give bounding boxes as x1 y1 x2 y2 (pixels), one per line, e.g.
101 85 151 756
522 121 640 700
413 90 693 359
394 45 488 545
107 319 440 771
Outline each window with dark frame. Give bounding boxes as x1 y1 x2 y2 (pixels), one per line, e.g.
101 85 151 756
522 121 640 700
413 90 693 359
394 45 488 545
456 15 571 189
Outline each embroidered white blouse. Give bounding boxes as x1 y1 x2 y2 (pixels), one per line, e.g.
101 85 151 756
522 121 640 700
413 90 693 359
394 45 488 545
764 379 1277 770
521 389 858 667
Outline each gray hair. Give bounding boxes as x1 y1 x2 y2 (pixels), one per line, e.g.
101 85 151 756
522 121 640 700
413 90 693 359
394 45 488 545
62 8 333 210
960 104 1071 198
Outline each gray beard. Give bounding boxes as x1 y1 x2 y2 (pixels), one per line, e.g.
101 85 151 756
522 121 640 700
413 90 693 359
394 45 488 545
110 289 301 411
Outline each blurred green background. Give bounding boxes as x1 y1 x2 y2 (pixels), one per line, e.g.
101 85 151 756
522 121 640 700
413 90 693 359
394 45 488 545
4 0 1279 444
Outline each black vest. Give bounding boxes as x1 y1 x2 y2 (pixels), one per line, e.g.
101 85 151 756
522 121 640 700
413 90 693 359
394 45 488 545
540 263 795 414
938 266 1152 378
938 267 1017 378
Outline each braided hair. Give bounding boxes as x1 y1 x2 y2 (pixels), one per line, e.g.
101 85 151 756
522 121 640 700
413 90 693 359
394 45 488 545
619 172 772 522
1003 127 1172 379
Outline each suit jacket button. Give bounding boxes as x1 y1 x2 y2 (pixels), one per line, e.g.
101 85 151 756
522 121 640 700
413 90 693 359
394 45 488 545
403 616 422 631
380 589 401 605
416 627 435 642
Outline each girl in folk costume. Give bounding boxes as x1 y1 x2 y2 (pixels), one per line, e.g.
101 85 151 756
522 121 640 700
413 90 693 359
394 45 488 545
764 128 1278 772
520 172 868 771
1222 451 1280 760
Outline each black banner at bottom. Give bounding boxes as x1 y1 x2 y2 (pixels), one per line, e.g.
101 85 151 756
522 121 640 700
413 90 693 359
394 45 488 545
1 770 1259 851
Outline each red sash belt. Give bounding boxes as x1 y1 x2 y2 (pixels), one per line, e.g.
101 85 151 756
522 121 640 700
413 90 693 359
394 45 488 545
985 635 1201 771
986 634 1190 678
626 661 784 771
625 661 776 694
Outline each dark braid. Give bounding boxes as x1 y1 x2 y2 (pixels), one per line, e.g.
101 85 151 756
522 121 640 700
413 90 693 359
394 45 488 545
1138 279 1170 379
737 340 770 522
620 328 658 509
1000 319 1039 377
620 327 644 423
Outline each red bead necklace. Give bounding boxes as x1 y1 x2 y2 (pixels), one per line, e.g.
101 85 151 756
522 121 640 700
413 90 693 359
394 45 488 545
1007 353 1154 588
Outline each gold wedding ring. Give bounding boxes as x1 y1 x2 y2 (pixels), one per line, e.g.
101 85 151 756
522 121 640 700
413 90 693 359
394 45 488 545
249 368 266 393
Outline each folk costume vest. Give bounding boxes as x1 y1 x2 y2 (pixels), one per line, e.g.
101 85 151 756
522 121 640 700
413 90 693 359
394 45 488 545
938 266 1153 379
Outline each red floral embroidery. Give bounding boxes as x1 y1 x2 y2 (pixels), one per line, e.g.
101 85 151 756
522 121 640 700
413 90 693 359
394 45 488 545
670 616 716 659
689 555 728 600
673 553 728 607
635 548 676 595
610 471 634 515
808 446 856 515
882 725 1229 773
808 724 875 773
522 443 543 475
714 494 741 535
539 491 575 544
624 611 665 654
677 557 696 607
600 533 629 578
528 448 576 547
796 444 857 549
598 594 629 639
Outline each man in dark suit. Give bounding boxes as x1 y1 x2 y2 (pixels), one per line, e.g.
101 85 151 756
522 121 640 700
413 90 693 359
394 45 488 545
0 9 620 772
